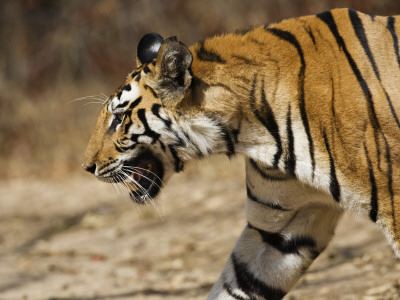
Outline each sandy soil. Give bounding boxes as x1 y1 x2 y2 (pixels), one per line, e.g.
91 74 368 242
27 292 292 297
1 156 400 300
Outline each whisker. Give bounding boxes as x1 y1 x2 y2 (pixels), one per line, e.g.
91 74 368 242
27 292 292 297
116 171 143 203
68 94 110 105
100 93 109 103
118 177 137 207
120 170 152 200
82 101 106 107
120 170 164 220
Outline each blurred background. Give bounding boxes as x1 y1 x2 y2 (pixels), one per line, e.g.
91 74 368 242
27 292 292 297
1 1 400 299
1 0 400 179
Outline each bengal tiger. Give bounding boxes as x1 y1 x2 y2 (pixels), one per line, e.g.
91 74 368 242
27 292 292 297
82 8 400 299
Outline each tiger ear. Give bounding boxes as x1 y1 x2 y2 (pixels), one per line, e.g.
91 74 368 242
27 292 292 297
137 33 164 66
146 36 193 104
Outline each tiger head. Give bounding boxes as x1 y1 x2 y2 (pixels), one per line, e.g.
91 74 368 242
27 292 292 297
82 33 224 204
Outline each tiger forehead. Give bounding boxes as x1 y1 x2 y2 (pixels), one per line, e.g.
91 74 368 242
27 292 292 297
129 59 156 79
109 60 157 100
107 60 158 112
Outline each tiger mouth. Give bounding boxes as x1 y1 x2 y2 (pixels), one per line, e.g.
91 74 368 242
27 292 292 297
122 151 164 204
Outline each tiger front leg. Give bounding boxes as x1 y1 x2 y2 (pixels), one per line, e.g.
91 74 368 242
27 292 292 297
207 184 343 299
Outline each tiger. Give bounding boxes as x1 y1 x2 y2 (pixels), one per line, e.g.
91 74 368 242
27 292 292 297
82 8 400 299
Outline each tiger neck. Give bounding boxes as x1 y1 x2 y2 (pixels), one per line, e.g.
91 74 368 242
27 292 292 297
184 34 310 180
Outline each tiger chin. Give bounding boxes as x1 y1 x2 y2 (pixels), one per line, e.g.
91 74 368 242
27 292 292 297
83 8 400 299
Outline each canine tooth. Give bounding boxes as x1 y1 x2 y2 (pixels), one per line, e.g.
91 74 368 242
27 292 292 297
127 184 138 192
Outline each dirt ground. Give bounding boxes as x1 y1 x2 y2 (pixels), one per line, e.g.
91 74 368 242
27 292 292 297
1 156 400 300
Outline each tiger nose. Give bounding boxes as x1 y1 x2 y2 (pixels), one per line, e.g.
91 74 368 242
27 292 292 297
82 163 96 174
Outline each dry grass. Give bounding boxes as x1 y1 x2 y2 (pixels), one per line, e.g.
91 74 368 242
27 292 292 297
0 81 108 179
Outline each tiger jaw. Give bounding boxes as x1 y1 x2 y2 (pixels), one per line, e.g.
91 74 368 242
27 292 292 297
99 151 164 204
124 151 164 204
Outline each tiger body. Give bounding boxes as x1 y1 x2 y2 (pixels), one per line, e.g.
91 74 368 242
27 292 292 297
83 8 400 299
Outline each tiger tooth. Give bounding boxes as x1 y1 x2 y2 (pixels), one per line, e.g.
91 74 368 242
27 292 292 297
127 183 139 192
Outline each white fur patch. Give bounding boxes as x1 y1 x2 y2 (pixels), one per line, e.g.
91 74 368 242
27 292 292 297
108 82 141 112
137 135 153 144
120 83 140 104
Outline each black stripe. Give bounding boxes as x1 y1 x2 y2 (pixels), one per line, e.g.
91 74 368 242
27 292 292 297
186 135 204 158
134 72 141 82
123 84 131 91
260 78 283 168
115 99 129 109
387 16 400 68
123 116 133 134
349 9 381 80
383 90 400 129
231 253 286 300
383 134 395 229
128 96 142 110
131 71 139 78
130 109 160 144
267 27 315 177
323 132 340 202
232 55 258 66
151 104 172 128
222 282 249 300
114 142 124 153
247 186 289 211
192 76 236 95
232 127 240 143
143 66 150 74
249 76 283 168
116 96 142 110
330 77 339 126
137 109 158 139
220 124 235 157
232 55 252 64
363 143 378 222
168 145 184 172
170 131 185 149
196 41 226 63
114 142 136 152
304 25 317 46
159 140 166 152
247 223 316 254
285 105 296 175
249 158 290 181
209 83 236 95
144 84 158 98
